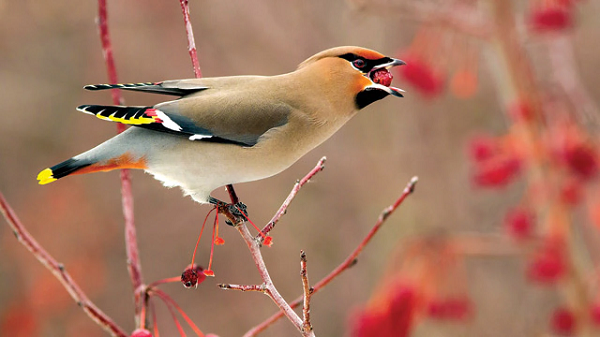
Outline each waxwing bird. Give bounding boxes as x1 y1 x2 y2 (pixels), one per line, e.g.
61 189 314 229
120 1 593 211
37 46 405 206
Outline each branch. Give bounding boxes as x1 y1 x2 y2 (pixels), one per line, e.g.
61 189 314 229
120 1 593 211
178 0 238 204
244 176 419 337
235 222 315 337
178 0 202 78
0 192 127 337
259 157 326 239
348 0 492 39
218 283 266 292
300 251 313 334
97 0 144 321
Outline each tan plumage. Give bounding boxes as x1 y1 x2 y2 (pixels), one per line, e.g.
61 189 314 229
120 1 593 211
37 46 405 204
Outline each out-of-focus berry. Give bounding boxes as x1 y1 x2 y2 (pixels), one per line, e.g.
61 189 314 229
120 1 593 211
505 207 535 241
550 307 576 335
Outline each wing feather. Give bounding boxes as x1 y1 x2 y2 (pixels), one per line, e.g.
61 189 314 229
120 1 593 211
83 80 209 96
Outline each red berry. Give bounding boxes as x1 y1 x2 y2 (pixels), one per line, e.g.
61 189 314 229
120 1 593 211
530 7 573 32
426 297 472 321
564 144 598 180
551 307 576 335
371 69 393 87
468 135 499 162
181 264 206 288
505 207 535 241
590 303 600 326
398 54 445 98
527 243 566 284
350 284 416 337
473 157 521 188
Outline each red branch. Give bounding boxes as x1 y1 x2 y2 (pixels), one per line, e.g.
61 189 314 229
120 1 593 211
243 176 419 337
150 289 205 337
259 157 326 239
0 193 127 337
97 0 144 320
178 0 239 204
179 0 202 78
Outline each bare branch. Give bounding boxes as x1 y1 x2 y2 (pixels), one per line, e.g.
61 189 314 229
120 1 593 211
96 0 144 322
244 176 419 337
348 0 492 39
0 192 127 337
259 157 327 239
300 251 313 334
178 0 239 204
218 283 266 292
235 222 315 337
178 0 202 78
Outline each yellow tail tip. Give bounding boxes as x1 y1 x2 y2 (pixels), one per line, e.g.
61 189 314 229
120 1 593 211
37 168 57 185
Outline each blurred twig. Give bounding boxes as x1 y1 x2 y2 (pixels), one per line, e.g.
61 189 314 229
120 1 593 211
97 0 145 323
0 192 127 337
348 0 492 39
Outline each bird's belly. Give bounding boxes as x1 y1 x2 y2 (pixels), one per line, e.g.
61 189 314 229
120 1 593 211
145 139 298 202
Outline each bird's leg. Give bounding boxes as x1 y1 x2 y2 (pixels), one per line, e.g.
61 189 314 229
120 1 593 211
208 196 248 226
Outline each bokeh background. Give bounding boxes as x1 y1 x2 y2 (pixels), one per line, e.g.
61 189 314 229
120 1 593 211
1 0 600 336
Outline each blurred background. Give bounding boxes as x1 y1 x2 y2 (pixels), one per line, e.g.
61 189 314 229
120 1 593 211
1 0 600 336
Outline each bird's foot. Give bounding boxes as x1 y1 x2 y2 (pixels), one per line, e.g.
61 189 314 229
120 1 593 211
208 197 248 226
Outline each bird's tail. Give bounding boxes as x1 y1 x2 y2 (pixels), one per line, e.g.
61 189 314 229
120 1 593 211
37 158 93 185
37 152 148 185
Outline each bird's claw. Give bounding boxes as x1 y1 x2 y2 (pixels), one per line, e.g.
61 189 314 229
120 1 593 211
223 202 248 226
208 196 248 226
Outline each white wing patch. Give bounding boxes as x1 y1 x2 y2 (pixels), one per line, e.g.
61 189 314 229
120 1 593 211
154 109 182 132
189 134 212 141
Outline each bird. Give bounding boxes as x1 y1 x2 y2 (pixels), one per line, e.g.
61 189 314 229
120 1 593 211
37 46 405 209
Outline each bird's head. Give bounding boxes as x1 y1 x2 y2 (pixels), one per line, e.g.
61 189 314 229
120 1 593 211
298 46 405 110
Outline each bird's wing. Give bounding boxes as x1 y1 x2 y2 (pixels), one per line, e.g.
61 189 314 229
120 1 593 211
77 99 290 147
83 79 210 96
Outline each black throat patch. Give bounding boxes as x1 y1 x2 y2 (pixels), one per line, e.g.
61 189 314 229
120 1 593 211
355 88 389 109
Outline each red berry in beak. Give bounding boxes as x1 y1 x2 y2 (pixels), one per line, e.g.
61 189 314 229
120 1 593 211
371 69 393 87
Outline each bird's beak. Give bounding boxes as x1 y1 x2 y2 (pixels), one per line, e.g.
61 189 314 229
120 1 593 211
366 58 406 97
373 58 406 70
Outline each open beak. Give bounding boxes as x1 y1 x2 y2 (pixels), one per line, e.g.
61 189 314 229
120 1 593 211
373 58 406 70
367 58 406 97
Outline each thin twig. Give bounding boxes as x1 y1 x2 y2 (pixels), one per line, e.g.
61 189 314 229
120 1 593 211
218 283 266 292
147 276 182 289
236 222 315 337
178 0 202 78
151 289 205 337
0 192 127 337
97 0 144 321
259 157 327 238
244 176 419 337
300 251 313 333
178 0 239 204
